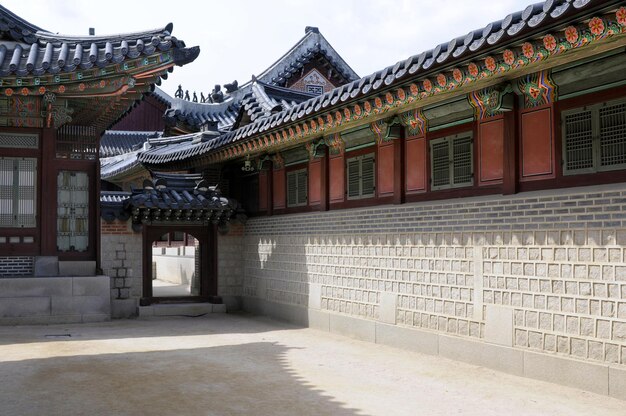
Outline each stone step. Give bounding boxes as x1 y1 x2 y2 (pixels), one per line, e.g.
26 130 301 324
138 303 226 317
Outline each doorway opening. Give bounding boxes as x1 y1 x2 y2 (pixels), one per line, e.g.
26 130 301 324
152 232 199 297
141 224 218 305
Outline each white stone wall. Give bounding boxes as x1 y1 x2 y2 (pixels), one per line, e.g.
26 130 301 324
219 225 245 298
100 220 142 318
241 184 626 370
152 246 196 285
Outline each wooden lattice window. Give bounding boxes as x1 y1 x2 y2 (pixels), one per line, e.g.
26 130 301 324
57 171 89 252
563 99 626 175
56 125 98 160
430 133 473 190
0 133 39 149
287 168 307 207
347 153 375 199
0 157 37 227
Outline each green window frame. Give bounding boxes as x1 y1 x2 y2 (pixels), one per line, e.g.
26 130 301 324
430 133 473 190
286 168 308 207
562 99 626 175
346 153 375 200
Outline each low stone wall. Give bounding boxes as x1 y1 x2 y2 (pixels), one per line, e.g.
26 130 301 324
0 275 110 325
239 183 626 399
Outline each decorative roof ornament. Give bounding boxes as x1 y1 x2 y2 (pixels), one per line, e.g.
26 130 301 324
224 80 239 93
175 85 184 98
210 85 224 103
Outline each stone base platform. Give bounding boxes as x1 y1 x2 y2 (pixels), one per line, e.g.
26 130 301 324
0 275 110 325
138 303 227 317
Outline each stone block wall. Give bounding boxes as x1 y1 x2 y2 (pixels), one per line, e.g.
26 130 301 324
101 219 142 318
0 256 33 276
0 275 110 324
219 223 245 305
240 183 626 396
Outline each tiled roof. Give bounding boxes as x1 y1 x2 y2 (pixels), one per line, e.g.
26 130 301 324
100 130 162 157
100 150 145 180
0 5 198 77
138 0 624 168
163 80 316 132
254 26 359 87
100 173 244 225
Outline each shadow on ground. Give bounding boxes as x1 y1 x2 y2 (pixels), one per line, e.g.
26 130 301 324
0 340 363 416
0 313 291 347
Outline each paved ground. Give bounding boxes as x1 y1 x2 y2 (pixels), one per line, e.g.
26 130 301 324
152 278 192 297
0 314 623 416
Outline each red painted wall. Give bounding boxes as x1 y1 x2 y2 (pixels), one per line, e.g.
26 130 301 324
329 155 345 203
308 159 321 205
273 168 286 209
258 170 268 212
520 106 554 181
479 118 504 185
377 143 395 197
405 136 426 193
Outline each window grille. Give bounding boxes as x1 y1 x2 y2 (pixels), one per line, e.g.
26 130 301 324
563 109 594 172
0 157 37 227
0 133 39 149
287 168 307 207
563 99 626 174
56 125 98 160
57 171 89 252
346 153 375 200
599 102 626 169
430 133 473 190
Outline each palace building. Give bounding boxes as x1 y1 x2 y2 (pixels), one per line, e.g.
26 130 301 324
2 0 626 399
0 5 198 321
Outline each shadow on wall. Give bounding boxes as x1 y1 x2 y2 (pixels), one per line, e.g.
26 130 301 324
248 235 312 326
0 341 362 416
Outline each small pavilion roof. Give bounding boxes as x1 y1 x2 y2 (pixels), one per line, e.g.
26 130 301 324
0 5 199 132
100 172 244 226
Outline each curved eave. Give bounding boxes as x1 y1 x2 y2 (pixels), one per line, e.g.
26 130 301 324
138 1 626 169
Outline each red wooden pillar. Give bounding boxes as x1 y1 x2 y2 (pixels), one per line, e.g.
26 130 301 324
258 168 270 215
502 110 518 194
272 154 286 212
40 127 56 255
393 136 404 205
327 134 345 206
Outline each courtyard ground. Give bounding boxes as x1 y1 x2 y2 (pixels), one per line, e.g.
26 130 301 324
0 313 623 416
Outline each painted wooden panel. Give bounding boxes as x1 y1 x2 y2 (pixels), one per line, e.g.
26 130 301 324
308 159 321 205
272 168 286 209
329 154 345 203
377 143 394 197
258 170 268 211
479 118 504 184
521 107 554 180
405 137 426 193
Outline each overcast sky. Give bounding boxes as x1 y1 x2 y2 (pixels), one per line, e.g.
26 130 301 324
3 0 533 97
